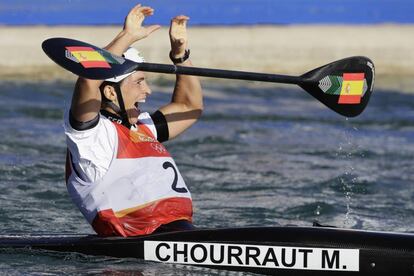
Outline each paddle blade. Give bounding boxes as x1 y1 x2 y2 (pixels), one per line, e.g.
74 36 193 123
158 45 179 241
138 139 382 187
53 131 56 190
42 37 138 79
299 56 375 117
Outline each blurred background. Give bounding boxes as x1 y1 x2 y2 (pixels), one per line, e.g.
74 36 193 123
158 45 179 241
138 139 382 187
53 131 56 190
2 0 412 25
1 0 413 86
0 1 414 275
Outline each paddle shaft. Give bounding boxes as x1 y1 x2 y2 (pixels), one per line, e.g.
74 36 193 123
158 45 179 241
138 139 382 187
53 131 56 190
136 63 304 85
41 37 374 117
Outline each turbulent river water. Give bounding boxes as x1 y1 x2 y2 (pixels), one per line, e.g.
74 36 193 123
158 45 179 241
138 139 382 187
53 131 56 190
0 78 413 275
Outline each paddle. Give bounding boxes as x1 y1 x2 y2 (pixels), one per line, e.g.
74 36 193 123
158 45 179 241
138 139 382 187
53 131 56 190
42 37 375 117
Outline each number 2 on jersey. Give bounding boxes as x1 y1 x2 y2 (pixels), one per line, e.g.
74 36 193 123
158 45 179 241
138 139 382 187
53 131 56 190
162 161 188 193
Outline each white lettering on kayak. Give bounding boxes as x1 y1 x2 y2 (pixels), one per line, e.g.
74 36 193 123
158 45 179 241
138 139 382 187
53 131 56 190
144 241 359 271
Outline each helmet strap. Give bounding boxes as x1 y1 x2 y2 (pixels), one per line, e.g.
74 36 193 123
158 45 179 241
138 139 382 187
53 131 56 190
99 82 132 129
113 83 131 129
105 101 121 114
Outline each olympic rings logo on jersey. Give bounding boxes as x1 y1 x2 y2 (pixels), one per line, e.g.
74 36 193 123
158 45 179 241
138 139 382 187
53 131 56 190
151 143 167 153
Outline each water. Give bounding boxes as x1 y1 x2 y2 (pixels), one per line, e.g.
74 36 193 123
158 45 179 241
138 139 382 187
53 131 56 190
0 78 414 274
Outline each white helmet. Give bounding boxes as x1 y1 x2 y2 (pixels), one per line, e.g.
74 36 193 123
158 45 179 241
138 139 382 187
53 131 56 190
105 47 145 83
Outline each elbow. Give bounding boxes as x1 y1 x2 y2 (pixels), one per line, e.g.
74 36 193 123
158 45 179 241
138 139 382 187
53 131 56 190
193 101 204 119
197 100 204 113
183 103 203 121
195 106 203 120
184 96 203 119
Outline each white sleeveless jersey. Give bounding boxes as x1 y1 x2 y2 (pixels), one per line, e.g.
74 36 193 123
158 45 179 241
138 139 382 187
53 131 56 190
65 114 192 237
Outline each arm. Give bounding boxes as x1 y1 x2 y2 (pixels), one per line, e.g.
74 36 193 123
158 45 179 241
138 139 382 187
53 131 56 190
158 16 203 140
70 4 160 124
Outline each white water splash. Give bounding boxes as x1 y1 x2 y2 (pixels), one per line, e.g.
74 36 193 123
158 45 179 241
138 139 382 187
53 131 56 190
336 118 363 228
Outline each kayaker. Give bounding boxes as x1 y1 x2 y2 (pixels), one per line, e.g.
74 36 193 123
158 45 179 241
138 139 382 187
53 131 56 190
64 4 202 237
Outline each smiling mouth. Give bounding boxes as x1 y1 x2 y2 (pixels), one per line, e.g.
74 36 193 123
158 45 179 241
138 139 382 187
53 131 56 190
134 102 140 112
133 99 146 114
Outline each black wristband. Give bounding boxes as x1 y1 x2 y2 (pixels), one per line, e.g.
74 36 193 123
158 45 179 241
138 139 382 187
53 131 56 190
169 49 190 64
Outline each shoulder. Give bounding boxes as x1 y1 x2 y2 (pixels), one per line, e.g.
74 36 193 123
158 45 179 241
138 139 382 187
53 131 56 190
64 110 117 157
64 110 116 139
138 112 158 139
138 111 154 123
65 112 117 182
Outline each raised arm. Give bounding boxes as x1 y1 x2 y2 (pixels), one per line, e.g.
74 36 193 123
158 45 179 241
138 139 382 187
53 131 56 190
70 4 160 123
158 16 203 140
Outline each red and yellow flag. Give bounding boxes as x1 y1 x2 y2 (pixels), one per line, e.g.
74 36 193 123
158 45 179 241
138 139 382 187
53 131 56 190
66 46 111 68
338 73 365 104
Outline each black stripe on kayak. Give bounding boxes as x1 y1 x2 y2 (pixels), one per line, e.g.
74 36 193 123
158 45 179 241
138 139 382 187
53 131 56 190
0 226 413 275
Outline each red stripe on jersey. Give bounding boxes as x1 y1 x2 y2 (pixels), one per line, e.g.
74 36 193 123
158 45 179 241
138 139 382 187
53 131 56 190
92 197 193 237
114 123 171 159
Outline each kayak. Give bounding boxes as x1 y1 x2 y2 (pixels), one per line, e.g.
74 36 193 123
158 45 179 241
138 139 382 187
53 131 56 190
1 225 413 275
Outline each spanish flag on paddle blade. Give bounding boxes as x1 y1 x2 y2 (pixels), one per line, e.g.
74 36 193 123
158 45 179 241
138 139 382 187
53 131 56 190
66 46 111 68
338 73 365 104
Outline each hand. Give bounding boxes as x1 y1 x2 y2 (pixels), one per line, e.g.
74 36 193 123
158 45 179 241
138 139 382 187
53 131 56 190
169 15 190 58
123 4 161 42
